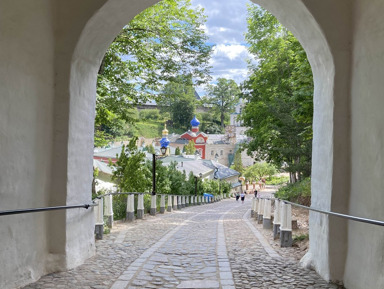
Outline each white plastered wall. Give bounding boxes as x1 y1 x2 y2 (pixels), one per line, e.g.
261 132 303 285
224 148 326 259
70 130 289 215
344 0 384 288
0 1 55 287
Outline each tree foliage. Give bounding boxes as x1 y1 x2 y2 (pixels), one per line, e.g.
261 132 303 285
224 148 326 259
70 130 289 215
95 0 212 146
241 6 313 182
158 75 196 130
185 140 196 155
243 162 277 182
204 78 240 128
111 137 151 192
232 150 244 175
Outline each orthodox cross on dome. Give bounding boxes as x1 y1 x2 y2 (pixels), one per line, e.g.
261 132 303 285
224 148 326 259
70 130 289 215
191 116 200 133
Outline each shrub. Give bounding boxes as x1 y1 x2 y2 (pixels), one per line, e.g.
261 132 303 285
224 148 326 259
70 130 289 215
274 177 311 206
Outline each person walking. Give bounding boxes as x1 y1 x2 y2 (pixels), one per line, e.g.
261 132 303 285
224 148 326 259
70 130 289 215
240 191 245 204
235 192 240 201
254 189 258 198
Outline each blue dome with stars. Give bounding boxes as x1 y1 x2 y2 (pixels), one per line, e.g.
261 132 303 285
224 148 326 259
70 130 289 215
190 116 200 127
160 137 170 148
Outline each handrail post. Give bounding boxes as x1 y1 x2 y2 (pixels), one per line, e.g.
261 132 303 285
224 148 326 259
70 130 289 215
181 195 185 208
167 195 172 212
257 198 264 224
94 198 104 240
185 195 189 207
160 194 166 214
173 195 178 210
251 198 255 217
104 194 114 228
280 202 292 247
273 199 281 239
263 199 272 229
137 194 144 219
126 194 135 222
150 194 157 216
254 198 259 220
177 195 181 210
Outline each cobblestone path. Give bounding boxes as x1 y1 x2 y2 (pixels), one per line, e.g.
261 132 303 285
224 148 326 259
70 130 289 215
23 197 337 289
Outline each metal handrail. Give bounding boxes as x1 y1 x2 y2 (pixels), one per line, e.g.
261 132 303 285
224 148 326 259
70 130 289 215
0 203 97 217
280 199 384 227
94 191 207 199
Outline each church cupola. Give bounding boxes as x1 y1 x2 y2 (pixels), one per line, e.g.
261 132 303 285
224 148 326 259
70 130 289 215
190 116 200 133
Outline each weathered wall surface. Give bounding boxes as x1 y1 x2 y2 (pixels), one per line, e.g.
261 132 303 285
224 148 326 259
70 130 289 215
345 0 384 288
0 1 55 287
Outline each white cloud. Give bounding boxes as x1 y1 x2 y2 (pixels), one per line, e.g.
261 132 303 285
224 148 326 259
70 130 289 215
212 44 249 61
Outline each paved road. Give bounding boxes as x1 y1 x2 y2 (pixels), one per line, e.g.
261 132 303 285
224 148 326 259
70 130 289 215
23 197 338 289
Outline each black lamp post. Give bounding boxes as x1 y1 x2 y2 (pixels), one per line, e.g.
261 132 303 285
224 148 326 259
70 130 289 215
194 172 203 196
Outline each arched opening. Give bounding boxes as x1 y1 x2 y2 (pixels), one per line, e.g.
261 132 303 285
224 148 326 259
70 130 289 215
63 0 349 283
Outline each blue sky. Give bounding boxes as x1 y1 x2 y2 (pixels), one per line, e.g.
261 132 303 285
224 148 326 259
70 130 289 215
191 0 255 96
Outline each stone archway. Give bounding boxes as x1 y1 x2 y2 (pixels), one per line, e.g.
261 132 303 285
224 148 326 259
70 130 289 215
66 0 350 283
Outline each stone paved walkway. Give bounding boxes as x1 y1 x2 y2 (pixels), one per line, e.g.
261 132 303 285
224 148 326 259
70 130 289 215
22 196 338 289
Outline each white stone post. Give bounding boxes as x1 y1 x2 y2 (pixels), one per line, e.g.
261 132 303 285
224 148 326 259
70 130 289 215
137 194 144 219
160 194 166 214
177 195 181 209
191 196 195 205
280 202 292 247
173 195 178 210
257 198 264 224
167 195 172 212
263 199 272 229
185 195 189 207
181 195 185 208
126 194 135 222
273 199 281 239
94 198 104 240
254 198 259 220
104 194 113 228
150 194 157 216
251 198 255 217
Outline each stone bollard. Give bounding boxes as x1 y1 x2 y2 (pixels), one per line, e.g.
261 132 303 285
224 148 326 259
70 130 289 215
160 194 166 214
181 196 185 208
257 198 264 224
150 194 157 216
177 195 181 209
173 195 178 210
263 199 272 229
254 198 259 220
167 195 172 212
94 198 104 240
126 194 135 222
104 194 113 228
137 194 144 219
251 198 255 217
192 196 196 205
280 202 293 247
185 195 189 207
273 199 281 239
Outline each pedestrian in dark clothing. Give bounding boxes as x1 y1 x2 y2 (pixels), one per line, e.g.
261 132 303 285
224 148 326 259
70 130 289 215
254 189 258 198
235 192 240 201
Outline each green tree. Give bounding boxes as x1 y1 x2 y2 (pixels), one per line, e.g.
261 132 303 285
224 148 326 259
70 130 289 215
146 144 155 154
175 147 181 155
158 75 196 130
204 78 240 128
243 162 277 182
185 140 196 155
232 150 244 175
111 137 151 192
96 0 212 146
241 6 313 182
